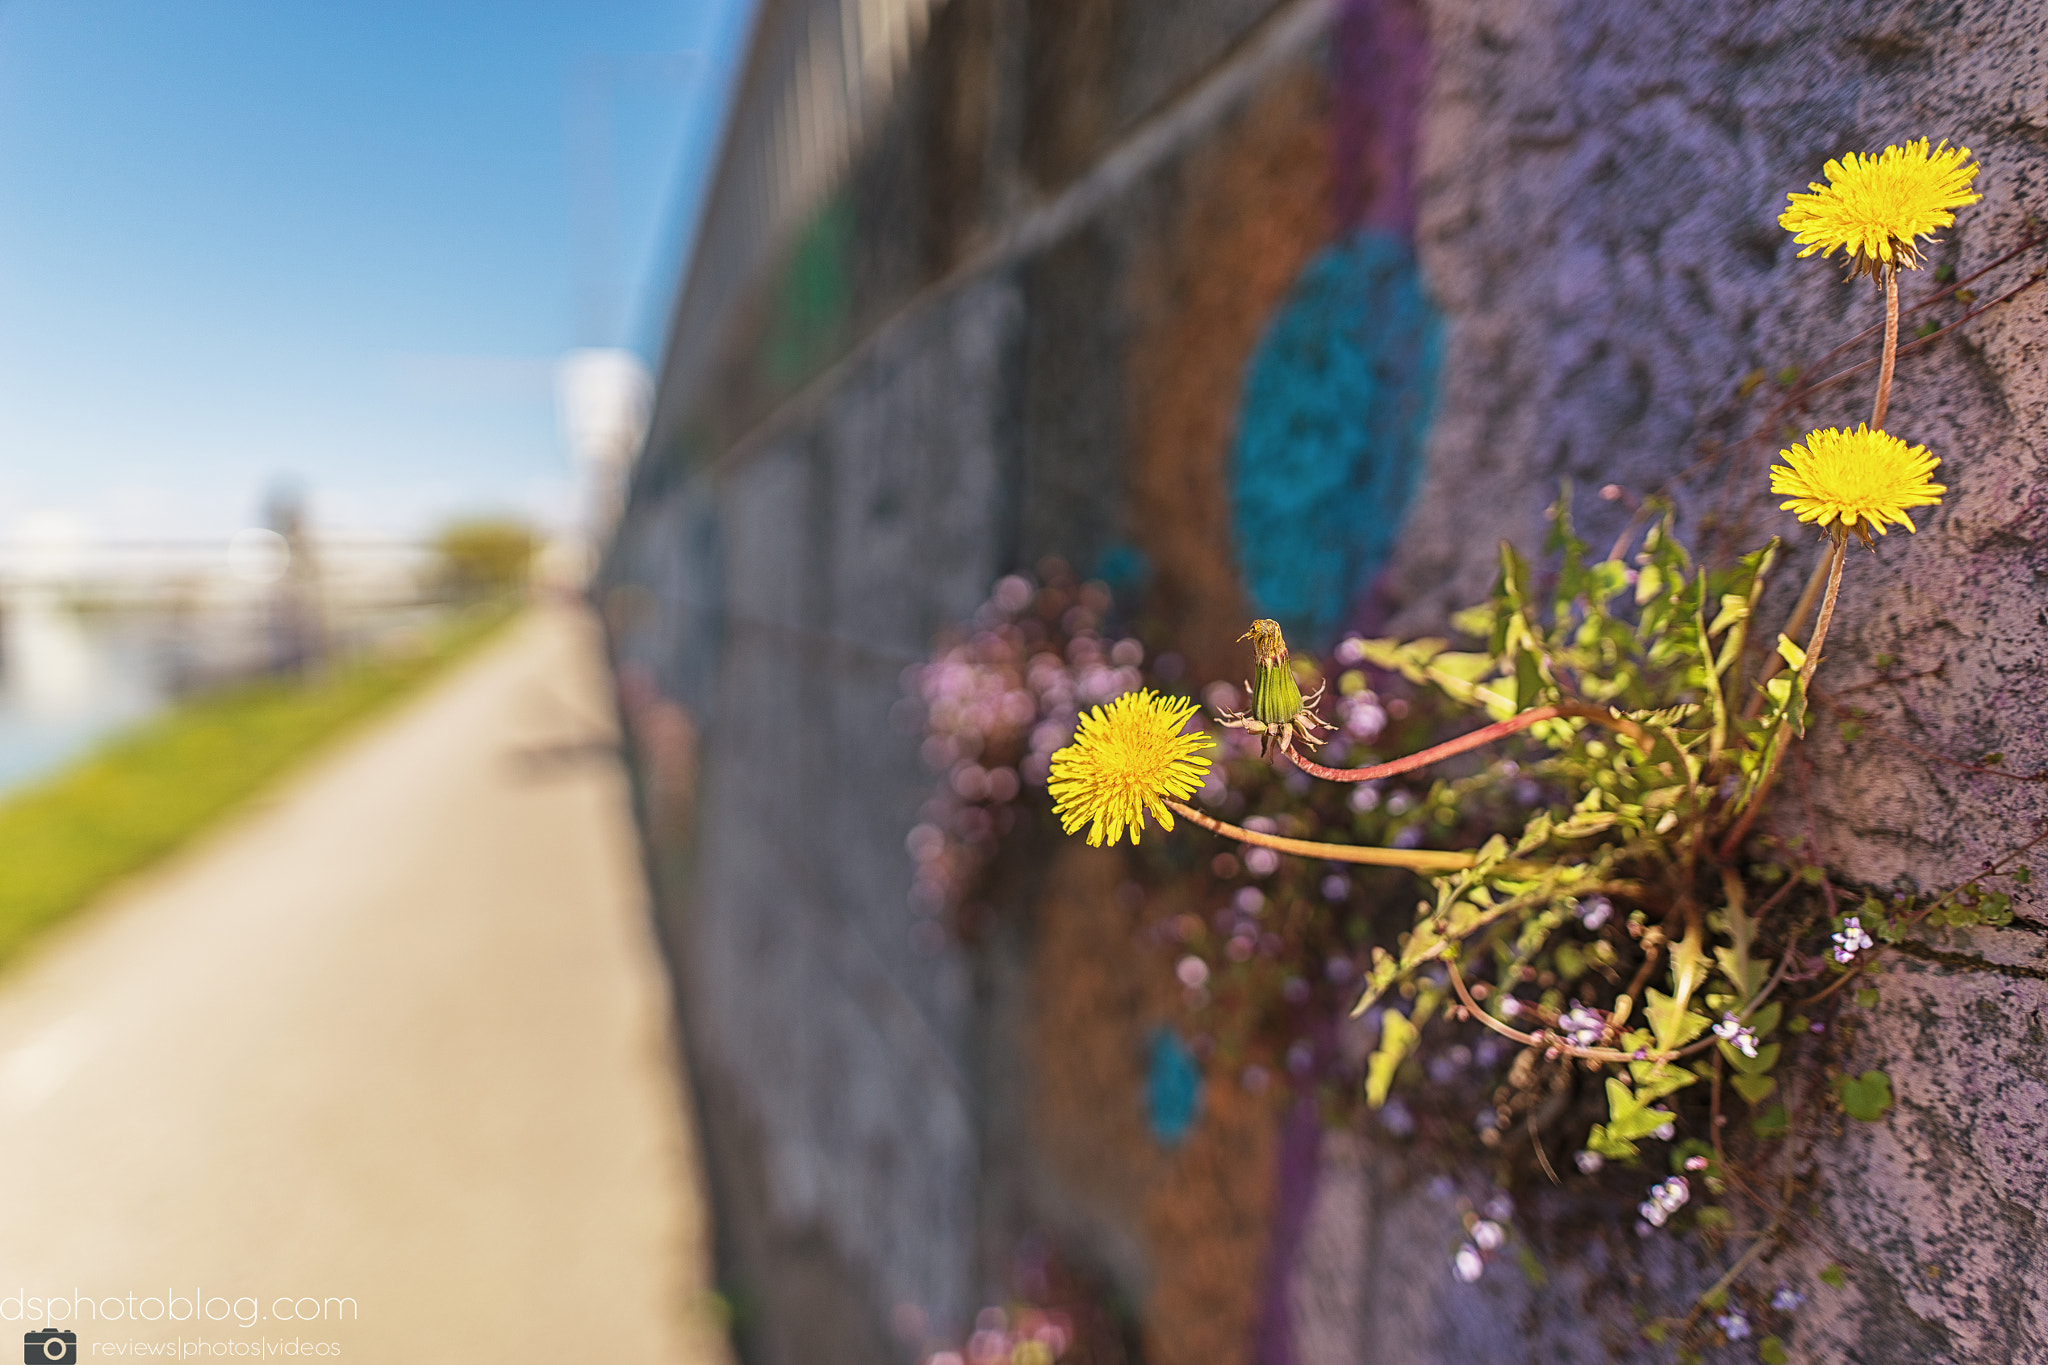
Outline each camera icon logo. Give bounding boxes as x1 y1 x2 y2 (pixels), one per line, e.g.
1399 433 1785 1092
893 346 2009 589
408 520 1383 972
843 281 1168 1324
23 1331 76 1364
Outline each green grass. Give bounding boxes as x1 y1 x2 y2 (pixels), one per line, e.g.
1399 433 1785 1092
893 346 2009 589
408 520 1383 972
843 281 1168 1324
0 602 520 964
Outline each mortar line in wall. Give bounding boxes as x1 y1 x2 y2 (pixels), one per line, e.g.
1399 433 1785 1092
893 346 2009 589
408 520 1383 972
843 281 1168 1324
689 0 1337 485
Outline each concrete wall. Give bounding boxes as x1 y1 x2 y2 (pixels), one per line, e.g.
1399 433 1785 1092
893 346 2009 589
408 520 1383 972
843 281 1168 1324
605 0 2048 1360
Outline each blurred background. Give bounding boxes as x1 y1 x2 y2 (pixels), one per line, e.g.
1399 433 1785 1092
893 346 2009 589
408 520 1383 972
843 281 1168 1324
7 3 2048 1365
0 1 752 792
0 3 752 1362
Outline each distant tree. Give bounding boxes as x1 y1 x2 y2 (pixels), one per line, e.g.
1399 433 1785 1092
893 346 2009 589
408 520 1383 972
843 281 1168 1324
430 518 537 600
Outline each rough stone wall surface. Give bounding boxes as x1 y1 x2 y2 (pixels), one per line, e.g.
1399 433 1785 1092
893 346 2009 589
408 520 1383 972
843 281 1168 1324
651 278 1021 1348
1399 2 2048 1360
607 0 2048 1360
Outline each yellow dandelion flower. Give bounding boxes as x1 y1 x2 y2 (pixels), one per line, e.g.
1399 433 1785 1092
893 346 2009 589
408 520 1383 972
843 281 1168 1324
1779 139 1981 276
1770 425 1945 544
1049 690 1214 848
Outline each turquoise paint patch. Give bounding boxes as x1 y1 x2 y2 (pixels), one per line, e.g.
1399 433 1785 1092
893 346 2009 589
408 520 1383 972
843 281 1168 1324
1146 1028 1202 1146
1229 229 1443 647
1090 542 1151 604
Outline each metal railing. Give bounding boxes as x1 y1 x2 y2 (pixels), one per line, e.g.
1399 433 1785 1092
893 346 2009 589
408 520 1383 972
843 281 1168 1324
647 0 944 458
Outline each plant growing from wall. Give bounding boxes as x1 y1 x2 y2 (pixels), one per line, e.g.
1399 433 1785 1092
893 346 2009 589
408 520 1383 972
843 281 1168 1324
913 140 2043 1360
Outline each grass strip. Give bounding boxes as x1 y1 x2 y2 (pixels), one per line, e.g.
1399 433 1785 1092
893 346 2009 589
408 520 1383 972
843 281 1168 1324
0 602 520 965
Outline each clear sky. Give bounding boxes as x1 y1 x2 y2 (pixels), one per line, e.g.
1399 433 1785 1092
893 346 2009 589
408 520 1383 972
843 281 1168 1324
0 0 755 542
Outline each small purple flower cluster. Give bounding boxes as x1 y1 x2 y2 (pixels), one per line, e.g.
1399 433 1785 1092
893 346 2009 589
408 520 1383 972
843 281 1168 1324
1336 687 1389 742
1557 1002 1606 1048
1637 1175 1690 1230
1713 1012 1760 1058
1832 914 1875 963
1452 1193 1516 1282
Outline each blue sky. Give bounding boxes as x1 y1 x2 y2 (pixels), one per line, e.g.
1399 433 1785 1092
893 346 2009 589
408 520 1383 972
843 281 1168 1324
0 0 754 540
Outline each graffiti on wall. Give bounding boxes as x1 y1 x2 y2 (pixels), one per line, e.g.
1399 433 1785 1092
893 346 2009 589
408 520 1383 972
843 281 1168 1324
1229 228 1441 647
1229 0 1438 651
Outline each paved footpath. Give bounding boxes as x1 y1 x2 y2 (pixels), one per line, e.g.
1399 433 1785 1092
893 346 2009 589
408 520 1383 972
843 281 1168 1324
0 607 728 1364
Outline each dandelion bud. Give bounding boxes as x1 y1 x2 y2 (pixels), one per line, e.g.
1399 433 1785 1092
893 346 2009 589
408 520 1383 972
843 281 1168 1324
1245 620 1304 723
1216 620 1332 759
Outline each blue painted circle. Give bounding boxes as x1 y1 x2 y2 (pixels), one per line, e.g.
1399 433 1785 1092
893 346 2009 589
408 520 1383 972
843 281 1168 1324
1230 229 1443 647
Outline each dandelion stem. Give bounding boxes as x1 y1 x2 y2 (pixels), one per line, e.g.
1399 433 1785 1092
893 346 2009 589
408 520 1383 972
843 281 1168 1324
1164 800 1479 872
1722 531 1846 857
1799 529 1849 693
1872 264 1900 429
1743 553 1831 722
1282 702 1651 785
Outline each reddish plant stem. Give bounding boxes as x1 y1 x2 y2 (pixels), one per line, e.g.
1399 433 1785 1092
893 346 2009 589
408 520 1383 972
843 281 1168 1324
1791 962 1866 1009
1871 265 1900 428
1283 702 1648 785
1904 822 2048 926
1725 257 1899 850
1710 1051 1727 1169
1694 257 2043 563
1443 958 1721 1066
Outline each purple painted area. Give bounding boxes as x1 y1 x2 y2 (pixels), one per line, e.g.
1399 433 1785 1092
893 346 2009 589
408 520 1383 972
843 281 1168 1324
1328 0 1436 646
1240 7 1436 1360
1333 0 1430 238
1253 1093 1327 1365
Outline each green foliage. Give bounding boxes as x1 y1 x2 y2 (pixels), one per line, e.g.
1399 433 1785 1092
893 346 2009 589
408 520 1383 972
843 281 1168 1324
1205 489 2013 1325
1923 880 2014 928
1365 1007 1418 1109
0 604 516 965
1348 498 1835 1170
1355 500 1795 1007
1588 1074 1680 1159
1760 1336 1790 1364
1837 1070 1894 1121
431 518 539 599
1731 1074 1778 1104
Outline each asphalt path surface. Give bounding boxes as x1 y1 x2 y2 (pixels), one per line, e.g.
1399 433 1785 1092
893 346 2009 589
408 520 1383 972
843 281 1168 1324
0 607 726 1363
